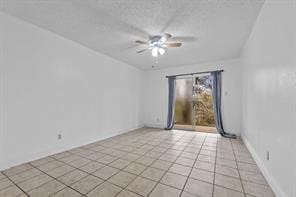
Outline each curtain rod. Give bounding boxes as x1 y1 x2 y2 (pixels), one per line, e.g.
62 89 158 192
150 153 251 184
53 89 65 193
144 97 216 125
165 69 224 78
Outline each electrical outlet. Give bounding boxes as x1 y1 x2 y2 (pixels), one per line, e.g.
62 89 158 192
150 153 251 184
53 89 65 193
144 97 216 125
266 151 270 160
57 134 62 140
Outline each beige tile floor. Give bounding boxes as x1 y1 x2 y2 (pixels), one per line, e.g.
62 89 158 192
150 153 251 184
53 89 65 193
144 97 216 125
0 128 275 197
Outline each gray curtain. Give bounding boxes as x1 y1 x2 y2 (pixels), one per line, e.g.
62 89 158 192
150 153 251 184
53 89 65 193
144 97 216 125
211 71 236 138
166 76 176 130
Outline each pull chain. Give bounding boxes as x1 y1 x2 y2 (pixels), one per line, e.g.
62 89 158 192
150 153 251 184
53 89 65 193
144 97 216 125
152 56 158 68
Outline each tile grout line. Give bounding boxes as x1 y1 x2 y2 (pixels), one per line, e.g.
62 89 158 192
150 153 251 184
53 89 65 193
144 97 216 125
150 135 243 194
100 131 196 196
46 133 159 197
82 130 184 197
230 139 247 197
95 138 259 183
27 163 87 197
116 131 205 196
22 131 167 196
145 133 200 197
0 129 270 197
178 133 207 197
211 135 219 197
0 137 246 197
113 133 185 197
107 132 175 197
65 132 222 197
2 171 30 197
59 131 165 196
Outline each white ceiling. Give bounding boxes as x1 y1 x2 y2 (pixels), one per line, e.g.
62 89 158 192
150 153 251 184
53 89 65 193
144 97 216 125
0 0 264 70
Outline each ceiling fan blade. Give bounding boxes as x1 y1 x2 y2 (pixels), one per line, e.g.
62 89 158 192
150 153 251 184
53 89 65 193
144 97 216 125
170 36 197 42
135 40 148 44
166 42 182 47
137 48 149 53
163 33 172 40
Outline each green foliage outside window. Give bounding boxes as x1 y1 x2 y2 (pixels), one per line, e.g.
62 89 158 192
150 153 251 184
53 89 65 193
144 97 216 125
194 91 215 127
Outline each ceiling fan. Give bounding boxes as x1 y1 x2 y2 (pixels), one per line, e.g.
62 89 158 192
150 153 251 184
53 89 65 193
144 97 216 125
135 33 182 57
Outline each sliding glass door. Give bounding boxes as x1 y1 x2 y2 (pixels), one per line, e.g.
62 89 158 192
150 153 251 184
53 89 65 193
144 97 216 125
174 74 217 133
174 78 194 131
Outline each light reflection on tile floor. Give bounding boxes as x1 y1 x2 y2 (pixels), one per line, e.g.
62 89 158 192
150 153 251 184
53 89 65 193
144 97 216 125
0 128 275 197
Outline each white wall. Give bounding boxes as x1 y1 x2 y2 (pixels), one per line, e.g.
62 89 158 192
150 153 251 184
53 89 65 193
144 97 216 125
241 0 296 196
0 12 5 171
143 59 242 135
0 13 143 170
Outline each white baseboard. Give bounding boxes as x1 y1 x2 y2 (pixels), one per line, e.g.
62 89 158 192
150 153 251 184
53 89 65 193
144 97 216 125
241 135 286 197
0 125 143 171
143 123 165 129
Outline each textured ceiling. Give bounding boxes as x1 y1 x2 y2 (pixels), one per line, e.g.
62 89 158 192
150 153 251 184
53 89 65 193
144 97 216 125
0 0 264 69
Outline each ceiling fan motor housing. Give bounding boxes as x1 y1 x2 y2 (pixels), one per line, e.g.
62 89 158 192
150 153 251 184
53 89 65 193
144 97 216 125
149 35 165 47
136 33 181 56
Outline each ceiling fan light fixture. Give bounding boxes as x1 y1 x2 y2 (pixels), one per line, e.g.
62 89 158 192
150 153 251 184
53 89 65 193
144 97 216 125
152 47 159 57
158 47 166 55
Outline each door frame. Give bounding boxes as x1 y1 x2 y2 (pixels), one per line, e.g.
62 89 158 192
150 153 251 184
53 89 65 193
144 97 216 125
174 73 217 133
